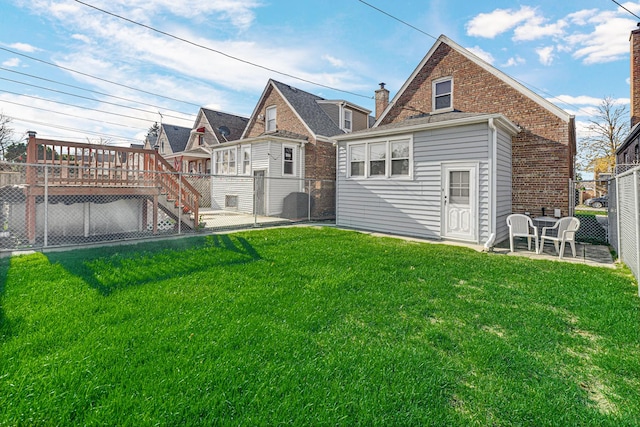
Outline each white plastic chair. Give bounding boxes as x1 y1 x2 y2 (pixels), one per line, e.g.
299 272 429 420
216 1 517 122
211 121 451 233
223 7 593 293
506 214 539 253
539 217 580 259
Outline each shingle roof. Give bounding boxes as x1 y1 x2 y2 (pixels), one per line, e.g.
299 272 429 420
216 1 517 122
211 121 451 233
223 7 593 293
271 80 344 137
201 109 249 142
161 124 191 152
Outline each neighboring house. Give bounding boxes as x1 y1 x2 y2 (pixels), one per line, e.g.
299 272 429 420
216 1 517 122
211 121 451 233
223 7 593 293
617 29 640 172
146 123 191 169
210 79 371 217
335 34 576 246
164 108 249 174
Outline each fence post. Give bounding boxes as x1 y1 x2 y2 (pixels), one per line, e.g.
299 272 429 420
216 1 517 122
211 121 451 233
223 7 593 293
307 179 311 222
178 171 182 235
43 164 48 247
635 170 640 296
253 175 258 227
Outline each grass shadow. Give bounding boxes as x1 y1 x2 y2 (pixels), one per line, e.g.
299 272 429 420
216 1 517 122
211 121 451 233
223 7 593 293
46 234 262 296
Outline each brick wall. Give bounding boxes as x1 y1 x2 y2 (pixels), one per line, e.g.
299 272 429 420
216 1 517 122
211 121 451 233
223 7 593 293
381 43 574 216
245 84 336 182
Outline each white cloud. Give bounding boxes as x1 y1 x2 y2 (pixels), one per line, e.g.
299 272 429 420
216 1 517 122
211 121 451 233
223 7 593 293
7 42 39 52
2 58 21 67
502 56 525 67
322 54 345 68
71 34 91 44
466 6 538 39
536 46 555 66
466 46 495 64
513 18 567 41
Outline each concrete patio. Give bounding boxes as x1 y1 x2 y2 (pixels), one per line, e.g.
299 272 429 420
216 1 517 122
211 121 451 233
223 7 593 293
492 238 615 268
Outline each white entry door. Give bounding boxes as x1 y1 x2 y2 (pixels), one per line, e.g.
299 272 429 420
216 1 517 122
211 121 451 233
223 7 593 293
442 163 477 241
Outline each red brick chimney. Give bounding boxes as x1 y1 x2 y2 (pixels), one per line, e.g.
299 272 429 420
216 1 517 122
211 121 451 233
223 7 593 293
375 82 389 120
630 28 640 127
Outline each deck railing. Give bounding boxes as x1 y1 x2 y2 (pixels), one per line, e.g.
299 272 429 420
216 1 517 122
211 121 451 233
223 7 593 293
26 135 199 223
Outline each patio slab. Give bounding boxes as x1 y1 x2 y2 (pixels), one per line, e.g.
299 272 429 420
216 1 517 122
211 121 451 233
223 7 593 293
492 238 615 267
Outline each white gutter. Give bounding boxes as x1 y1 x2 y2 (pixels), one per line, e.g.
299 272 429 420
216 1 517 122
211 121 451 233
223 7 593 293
484 118 498 251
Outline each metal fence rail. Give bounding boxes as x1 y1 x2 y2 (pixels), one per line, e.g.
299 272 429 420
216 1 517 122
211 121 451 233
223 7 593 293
613 166 640 294
0 161 335 253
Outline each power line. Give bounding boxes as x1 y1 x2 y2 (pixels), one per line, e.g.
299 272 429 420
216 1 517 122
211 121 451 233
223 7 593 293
356 0 437 40
355 0 611 119
8 116 142 143
0 46 203 108
0 75 191 122
611 0 640 20
0 66 197 118
73 0 374 100
0 97 146 130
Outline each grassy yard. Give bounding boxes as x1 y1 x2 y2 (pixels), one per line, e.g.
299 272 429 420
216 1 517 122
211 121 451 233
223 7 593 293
1 226 638 426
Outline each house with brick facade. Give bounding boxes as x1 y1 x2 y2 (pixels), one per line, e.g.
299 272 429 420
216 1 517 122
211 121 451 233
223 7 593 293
617 28 640 172
334 34 576 246
209 79 371 218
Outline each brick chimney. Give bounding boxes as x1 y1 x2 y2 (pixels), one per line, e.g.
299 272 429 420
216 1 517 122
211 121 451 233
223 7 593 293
375 82 389 120
631 28 640 127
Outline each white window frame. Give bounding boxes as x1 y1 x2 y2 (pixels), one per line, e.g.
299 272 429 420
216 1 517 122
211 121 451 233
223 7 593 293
348 143 365 177
241 146 251 175
343 108 353 133
346 137 413 179
266 106 277 132
213 147 237 175
432 76 453 112
282 144 296 176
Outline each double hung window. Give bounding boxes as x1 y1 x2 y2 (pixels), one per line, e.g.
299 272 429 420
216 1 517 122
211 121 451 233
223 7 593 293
347 138 412 178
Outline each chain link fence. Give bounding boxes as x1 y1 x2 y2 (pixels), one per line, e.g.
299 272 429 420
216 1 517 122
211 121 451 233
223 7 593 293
609 166 640 294
569 179 609 245
0 161 335 253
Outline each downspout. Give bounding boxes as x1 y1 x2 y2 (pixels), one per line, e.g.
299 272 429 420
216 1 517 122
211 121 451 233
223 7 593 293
484 118 498 251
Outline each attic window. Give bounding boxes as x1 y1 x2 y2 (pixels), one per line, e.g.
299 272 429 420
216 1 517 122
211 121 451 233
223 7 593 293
433 77 453 112
343 109 352 132
266 106 277 132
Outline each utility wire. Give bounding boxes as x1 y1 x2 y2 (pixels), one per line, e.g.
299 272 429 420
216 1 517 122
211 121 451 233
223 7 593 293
356 0 437 40
611 0 640 20
0 98 146 130
8 116 142 143
73 0 374 99
0 46 202 108
0 76 191 122
0 90 164 124
0 66 196 118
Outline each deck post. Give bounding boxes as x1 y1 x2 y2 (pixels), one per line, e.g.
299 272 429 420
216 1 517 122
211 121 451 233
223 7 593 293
152 195 158 235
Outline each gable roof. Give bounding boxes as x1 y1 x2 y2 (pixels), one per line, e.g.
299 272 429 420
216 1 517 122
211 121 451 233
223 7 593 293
375 34 573 126
201 108 249 142
160 123 191 152
242 79 347 140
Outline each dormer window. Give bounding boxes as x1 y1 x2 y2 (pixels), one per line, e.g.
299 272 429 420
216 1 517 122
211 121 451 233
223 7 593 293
266 106 277 132
343 109 352 132
433 77 453 112
196 126 205 145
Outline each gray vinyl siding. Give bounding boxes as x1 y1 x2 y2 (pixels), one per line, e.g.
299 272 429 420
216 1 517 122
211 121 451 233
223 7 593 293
211 176 254 212
495 128 513 243
337 122 492 242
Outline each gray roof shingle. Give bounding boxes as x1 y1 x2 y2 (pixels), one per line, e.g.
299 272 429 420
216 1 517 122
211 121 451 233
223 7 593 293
201 109 249 142
161 124 191 152
271 80 344 138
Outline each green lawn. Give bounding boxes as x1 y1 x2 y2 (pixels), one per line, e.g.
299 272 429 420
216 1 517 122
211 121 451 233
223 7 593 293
1 226 638 426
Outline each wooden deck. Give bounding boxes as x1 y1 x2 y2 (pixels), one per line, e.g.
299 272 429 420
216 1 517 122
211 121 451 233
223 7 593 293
24 132 200 243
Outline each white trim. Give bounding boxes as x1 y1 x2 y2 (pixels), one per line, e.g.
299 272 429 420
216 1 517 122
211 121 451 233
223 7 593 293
282 144 296 176
336 113 519 142
441 161 479 242
241 145 252 176
266 105 277 132
375 35 572 126
345 135 414 180
432 76 453 113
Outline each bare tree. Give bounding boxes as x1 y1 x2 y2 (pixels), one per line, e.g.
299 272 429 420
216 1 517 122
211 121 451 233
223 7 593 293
0 113 15 160
577 96 629 177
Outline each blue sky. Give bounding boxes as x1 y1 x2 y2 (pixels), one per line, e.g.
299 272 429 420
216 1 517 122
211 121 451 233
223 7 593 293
1 0 639 152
